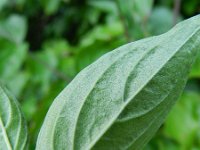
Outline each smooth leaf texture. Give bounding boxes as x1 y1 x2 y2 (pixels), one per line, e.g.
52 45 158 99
0 84 28 149
36 15 200 150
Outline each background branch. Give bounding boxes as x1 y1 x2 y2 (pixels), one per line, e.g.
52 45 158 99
173 0 182 25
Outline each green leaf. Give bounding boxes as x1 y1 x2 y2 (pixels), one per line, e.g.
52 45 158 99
116 0 153 40
0 41 27 79
132 0 153 22
0 84 28 149
0 15 27 44
6 72 29 98
26 50 57 96
0 40 28 96
88 0 118 15
41 0 61 15
148 7 175 35
36 15 200 150
0 0 7 11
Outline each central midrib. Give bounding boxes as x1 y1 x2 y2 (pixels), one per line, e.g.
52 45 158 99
87 26 200 149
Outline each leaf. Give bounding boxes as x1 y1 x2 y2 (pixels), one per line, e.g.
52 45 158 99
116 0 153 40
0 0 7 11
6 72 29 98
26 50 58 95
0 15 27 44
42 39 77 77
132 0 153 22
190 52 200 78
0 84 28 149
88 0 118 15
0 40 28 97
148 7 175 35
36 15 200 150
41 0 61 15
116 0 139 40
0 41 27 79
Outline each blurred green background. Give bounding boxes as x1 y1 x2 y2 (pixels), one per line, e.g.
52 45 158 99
0 0 199 149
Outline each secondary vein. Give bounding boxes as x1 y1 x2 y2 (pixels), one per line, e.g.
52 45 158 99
0 116 12 150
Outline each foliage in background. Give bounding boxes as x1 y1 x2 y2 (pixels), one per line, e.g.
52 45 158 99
0 0 199 149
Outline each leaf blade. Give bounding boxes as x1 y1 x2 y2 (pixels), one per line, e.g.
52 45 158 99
36 15 200 150
0 84 28 150
0 117 12 150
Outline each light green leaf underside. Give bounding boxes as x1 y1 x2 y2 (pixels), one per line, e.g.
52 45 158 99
36 15 200 150
0 84 28 150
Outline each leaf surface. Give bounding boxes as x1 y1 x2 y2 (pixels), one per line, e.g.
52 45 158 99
190 52 200 78
36 15 200 150
0 84 28 150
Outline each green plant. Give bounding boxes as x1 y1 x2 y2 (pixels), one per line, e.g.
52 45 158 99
0 15 200 150
0 84 28 149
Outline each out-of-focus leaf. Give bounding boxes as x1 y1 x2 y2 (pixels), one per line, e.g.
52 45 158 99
148 6 174 35
0 15 27 44
6 72 29 98
26 50 57 95
84 8 101 25
164 92 200 149
22 96 37 121
14 0 26 6
0 0 7 11
41 0 61 15
88 0 119 23
42 39 76 77
88 0 117 15
0 39 28 100
80 22 123 47
36 15 200 150
132 0 153 22
0 84 28 149
116 0 137 39
22 50 59 125
42 39 72 54
116 0 153 40
0 40 27 80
